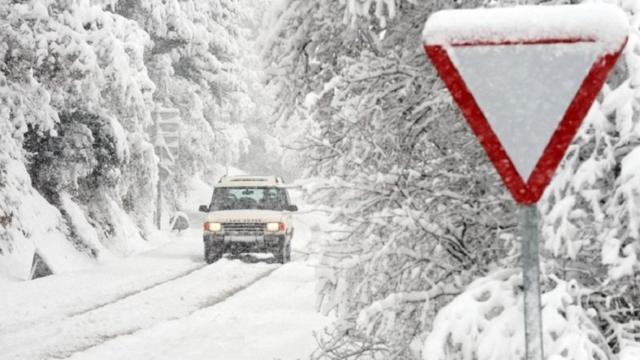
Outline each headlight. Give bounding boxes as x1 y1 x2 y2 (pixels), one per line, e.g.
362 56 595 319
204 222 222 232
266 222 284 232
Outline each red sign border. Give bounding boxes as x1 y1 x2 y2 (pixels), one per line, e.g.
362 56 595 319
424 39 626 204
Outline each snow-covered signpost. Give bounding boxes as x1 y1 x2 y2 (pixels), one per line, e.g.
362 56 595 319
152 106 181 230
422 5 628 360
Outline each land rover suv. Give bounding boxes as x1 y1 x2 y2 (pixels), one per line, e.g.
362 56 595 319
198 176 298 264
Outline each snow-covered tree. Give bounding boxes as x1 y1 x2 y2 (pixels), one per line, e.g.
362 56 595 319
0 1 135 278
539 0 640 355
1 0 282 280
15 0 157 253
117 0 279 206
267 0 640 359
266 1 517 358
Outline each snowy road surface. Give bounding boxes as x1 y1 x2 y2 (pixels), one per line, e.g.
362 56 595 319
0 212 330 360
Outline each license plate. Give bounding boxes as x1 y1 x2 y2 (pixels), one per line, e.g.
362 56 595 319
226 236 262 243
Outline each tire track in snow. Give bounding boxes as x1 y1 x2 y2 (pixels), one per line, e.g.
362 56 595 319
0 234 206 337
0 263 207 339
63 260 329 360
67 263 208 318
55 267 280 360
0 259 279 360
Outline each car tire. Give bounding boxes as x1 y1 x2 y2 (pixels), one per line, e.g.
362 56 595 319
276 237 291 264
285 241 292 262
205 241 224 264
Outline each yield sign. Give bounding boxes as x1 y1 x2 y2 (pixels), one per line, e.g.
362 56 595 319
423 4 628 204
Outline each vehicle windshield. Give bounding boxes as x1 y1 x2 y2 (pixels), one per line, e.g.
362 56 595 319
209 187 288 211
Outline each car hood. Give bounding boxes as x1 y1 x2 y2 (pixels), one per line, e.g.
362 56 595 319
205 209 285 223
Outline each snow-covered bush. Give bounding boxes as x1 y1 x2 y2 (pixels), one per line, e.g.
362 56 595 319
424 271 612 360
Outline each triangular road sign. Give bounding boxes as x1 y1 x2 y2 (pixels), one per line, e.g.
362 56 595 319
423 4 628 204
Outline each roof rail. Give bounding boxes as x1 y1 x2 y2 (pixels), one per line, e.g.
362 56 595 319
216 175 286 185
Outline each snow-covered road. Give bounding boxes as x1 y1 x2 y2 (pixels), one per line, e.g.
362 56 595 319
0 212 330 360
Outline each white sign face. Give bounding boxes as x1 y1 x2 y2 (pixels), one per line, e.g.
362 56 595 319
450 43 599 180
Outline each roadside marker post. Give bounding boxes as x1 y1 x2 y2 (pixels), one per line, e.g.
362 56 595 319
422 5 628 360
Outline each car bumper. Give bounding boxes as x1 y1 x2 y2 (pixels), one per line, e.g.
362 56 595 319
203 233 284 248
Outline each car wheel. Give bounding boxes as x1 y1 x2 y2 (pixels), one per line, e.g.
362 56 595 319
276 238 291 264
205 241 224 264
272 237 283 264
284 240 292 262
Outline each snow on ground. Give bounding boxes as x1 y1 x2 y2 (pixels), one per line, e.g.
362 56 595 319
0 181 331 360
67 260 331 360
0 230 204 338
0 255 278 359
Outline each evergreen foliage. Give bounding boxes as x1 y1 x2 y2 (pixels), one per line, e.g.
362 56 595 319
0 0 276 279
266 0 640 358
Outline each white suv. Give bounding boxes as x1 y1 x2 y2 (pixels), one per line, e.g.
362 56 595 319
199 176 298 264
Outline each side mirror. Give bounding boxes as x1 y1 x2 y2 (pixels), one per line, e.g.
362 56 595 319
288 205 298 212
198 205 209 213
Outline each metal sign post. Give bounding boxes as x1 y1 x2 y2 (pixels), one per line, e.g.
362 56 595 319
521 206 543 360
421 4 628 360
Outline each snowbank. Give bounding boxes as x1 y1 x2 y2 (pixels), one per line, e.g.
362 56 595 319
0 160 94 281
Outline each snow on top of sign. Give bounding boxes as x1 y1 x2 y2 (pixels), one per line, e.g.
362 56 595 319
423 4 628 53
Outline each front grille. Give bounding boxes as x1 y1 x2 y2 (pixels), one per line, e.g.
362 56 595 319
223 222 264 235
